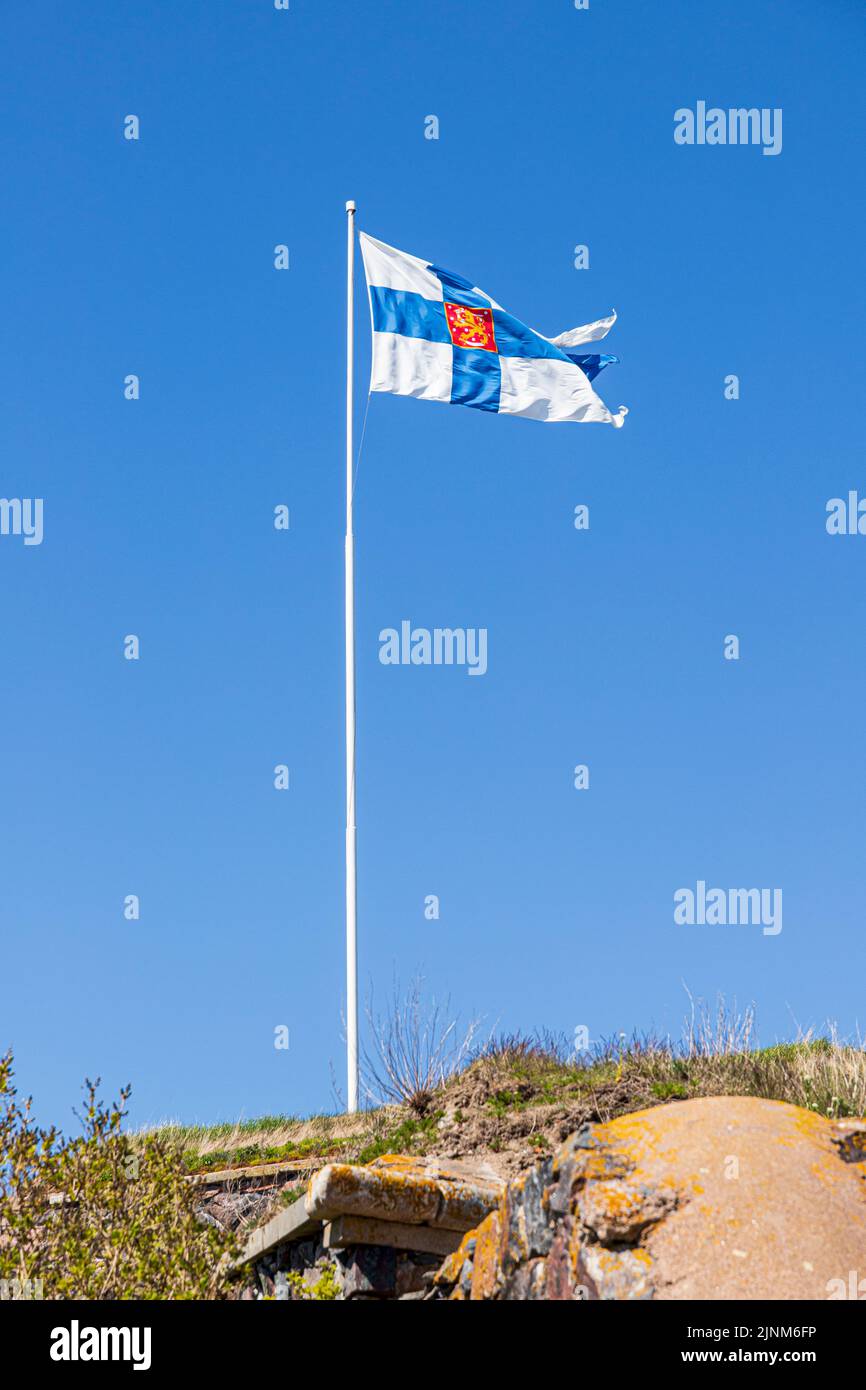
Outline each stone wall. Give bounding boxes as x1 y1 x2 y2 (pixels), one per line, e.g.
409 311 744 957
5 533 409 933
431 1121 662 1300
239 1235 440 1300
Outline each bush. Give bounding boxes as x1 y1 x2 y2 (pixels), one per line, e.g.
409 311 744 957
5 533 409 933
0 1051 237 1300
362 976 479 1113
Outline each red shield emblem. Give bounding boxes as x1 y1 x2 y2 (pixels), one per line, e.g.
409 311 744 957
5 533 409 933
444 301 498 353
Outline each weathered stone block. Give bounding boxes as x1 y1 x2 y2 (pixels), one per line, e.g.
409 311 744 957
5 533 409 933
305 1154 502 1232
323 1214 461 1258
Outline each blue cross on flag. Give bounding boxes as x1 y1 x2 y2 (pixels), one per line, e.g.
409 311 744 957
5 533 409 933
359 233 627 427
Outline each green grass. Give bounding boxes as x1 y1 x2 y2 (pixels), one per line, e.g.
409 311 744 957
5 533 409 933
356 1112 444 1166
651 1081 689 1101
181 1135 355 1174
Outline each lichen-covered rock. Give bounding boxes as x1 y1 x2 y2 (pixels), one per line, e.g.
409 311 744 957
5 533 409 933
578 1179 675 1244
305 1153 503 1232
581 1245 654 1300
432 1096 866 1300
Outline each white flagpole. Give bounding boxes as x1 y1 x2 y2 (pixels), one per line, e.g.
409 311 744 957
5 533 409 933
344 199 359 1113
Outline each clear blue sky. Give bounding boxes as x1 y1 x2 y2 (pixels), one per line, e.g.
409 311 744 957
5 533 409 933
2 0 864 1130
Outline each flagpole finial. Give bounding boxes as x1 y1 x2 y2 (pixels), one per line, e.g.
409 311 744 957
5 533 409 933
345 200 356 212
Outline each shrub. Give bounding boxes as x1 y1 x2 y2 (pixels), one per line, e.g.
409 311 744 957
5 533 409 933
0 1051 237 1300
362 976 479 1113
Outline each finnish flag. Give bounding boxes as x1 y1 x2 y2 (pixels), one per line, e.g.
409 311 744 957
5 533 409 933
359 233 627 427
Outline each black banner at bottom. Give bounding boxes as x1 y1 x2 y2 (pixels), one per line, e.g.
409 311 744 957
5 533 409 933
2 1297 859 1376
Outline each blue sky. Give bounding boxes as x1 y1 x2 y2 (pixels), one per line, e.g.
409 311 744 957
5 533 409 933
2 0 865 1130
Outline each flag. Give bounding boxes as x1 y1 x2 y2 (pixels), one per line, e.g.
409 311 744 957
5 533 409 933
359 233 628 427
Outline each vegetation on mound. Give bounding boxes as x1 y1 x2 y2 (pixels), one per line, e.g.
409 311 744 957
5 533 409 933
345 1030 864 1168
168 1009 865 1177
448 1033 857 1122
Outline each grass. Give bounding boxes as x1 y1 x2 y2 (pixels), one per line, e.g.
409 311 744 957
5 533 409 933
146 1005 866 1176
179 1135 357 1175
457 1030 866 1125
149 1115 301 1146
355 1111 444 1166
135 1110 374 1175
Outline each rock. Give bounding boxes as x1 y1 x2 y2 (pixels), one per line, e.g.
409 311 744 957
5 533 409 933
336 1245 397 1299
432 1096 866 1300
194 1206 226 1232
395 1254 440 1298
578 1179 676 1244
305 1153 503 1232
199 1189 273 1231
581 1246 654 1300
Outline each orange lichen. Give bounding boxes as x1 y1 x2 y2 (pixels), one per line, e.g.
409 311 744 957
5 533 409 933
469 1211 502 1301
435 1231 474 1287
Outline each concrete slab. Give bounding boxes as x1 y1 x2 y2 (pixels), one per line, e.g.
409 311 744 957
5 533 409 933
323 1215 462 1258
189 1157 321 1186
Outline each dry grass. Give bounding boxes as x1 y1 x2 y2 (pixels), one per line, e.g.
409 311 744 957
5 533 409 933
136 1110 378 1175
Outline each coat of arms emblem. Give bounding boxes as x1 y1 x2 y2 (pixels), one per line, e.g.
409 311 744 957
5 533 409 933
444 302 498 353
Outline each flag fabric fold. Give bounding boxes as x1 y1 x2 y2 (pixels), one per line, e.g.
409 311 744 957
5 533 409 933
546 311 618 348
359 233 628 427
